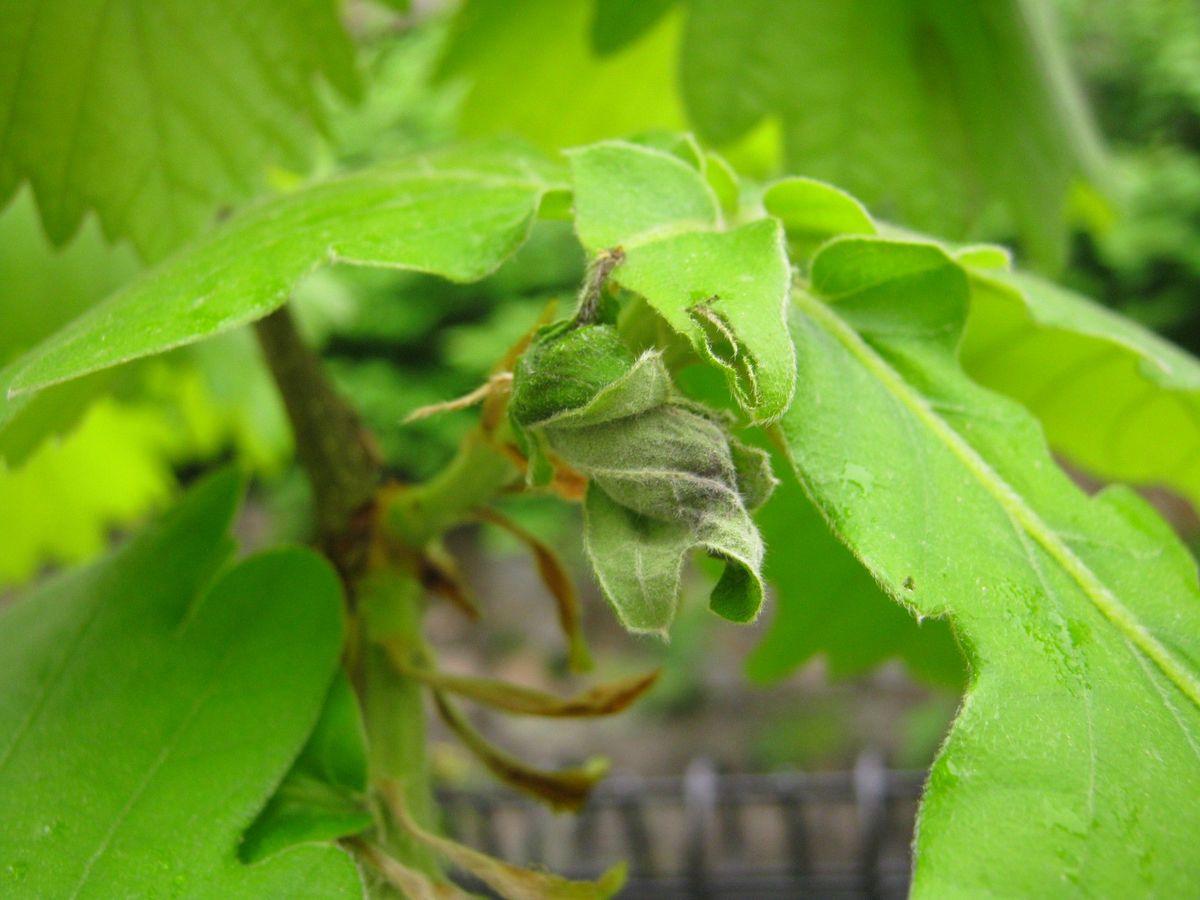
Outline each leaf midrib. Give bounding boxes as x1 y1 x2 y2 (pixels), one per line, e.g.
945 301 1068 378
793 288 1200 710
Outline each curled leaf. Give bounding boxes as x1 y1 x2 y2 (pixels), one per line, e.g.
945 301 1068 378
475 506 593 671
568 142 796 421
419 541 480 620
433 692 608 812
383 782 626 900
241 674 373 863
397 660 659 718
511 323 775 635
404 372 513 423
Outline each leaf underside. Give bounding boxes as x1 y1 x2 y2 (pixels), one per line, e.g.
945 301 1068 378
0 0 359 260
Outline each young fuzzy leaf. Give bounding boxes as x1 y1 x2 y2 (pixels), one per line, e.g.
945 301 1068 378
0 472 361 898
568 141 795 421
786 236 1200 894
511 323 774 635
762 176 877 261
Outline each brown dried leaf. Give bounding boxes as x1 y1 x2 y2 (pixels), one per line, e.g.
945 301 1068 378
347 839 472 900
383 782 626 900
433 692 608 812
475 507 593 671
400 661 659 718
420 542 480 619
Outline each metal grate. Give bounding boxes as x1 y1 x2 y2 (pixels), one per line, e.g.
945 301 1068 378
437 752 926 899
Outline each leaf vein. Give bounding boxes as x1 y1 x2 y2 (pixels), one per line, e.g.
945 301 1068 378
795 288 1200 710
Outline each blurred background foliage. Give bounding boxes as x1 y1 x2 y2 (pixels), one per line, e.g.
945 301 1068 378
3 0 1198 773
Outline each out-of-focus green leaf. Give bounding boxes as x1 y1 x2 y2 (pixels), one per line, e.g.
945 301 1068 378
241 673 372 863
324 22 461 168
0 397 176 587
439 0 1103 266
590 0 676 54
437 0 683 150
0 0 359 259
0 347 292 589
785 235 1200 894
962 264 1200 509
569 141 795 421
0 192 140 462
0 471 362 898
1 143 565 407
0 192 139 363
679 0 1103 268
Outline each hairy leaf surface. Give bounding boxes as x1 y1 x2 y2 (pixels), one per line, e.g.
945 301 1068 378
1 144 564 404
747 450 964 687
0 0 358 259
0 472 361 898
511 325 773 634
569 140 795 421
786 236 1200 893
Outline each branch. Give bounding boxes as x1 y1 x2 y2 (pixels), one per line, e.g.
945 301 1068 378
254 305 380 563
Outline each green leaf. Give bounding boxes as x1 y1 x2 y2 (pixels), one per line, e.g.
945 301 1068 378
0 395 177 588
762 176 877 261
785 236 1200 893
678 0 1103 267
512 326 774 635
961 265 1200 510
0 0 359 260
241 673 373 863
1 143 564 404
569 140 795 421
0 191 140 463
437 0 683 152
0 471 362 898
0 191 140 364
590 0 677 54
747 448 964 687
672 361 963 686
569 140 718 247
